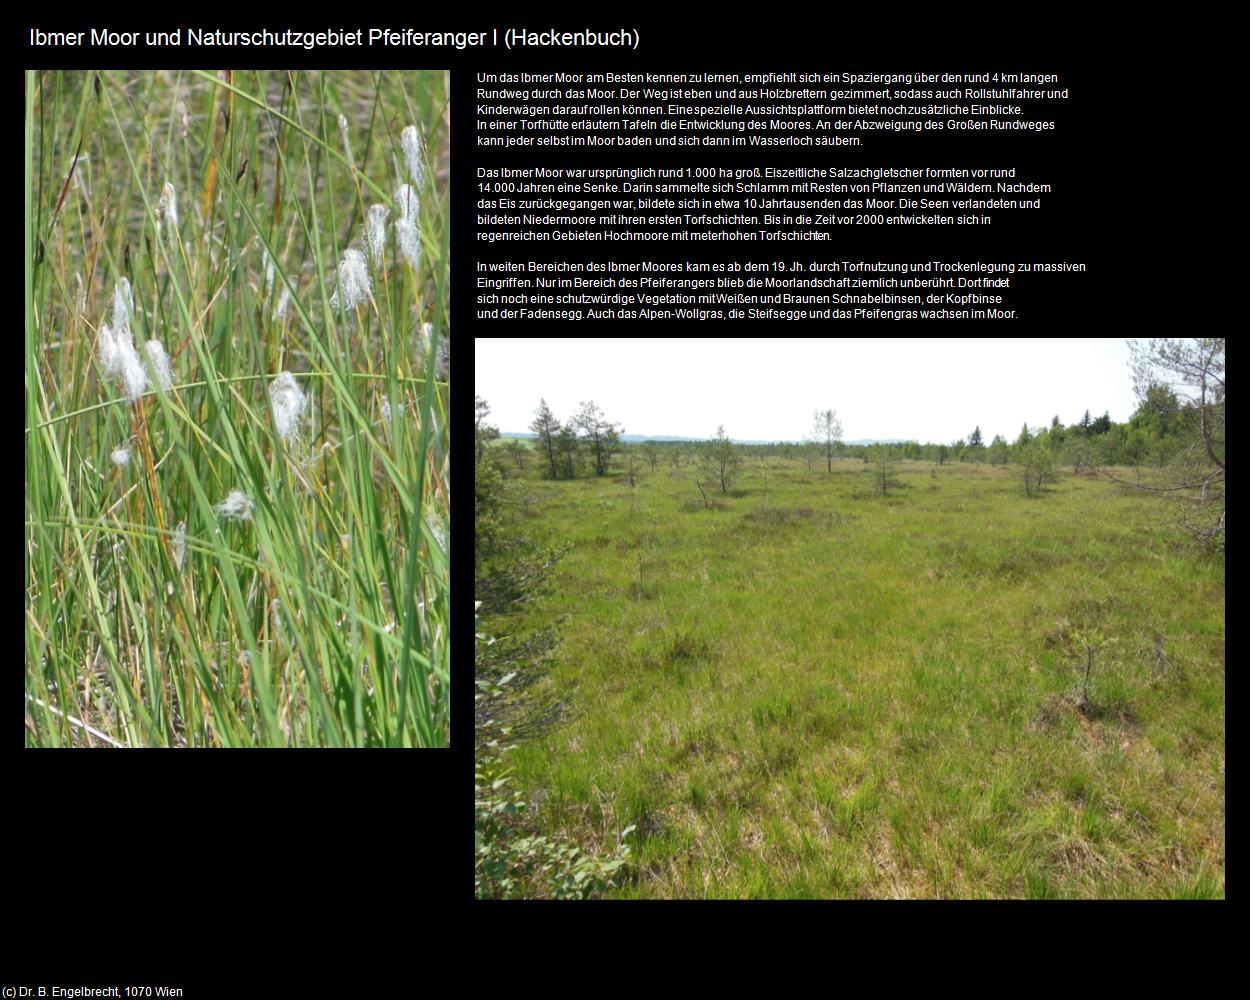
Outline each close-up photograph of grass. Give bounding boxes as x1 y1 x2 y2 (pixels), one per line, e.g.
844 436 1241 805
25 69 450 747
476 338 1224 897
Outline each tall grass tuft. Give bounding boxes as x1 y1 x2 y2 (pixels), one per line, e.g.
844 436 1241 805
25 69 450 747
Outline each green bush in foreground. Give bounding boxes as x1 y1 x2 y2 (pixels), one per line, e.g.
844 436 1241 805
476 607 633 898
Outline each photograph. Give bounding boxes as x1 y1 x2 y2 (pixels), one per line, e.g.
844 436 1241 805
25 69 450 747
475 338 1224 897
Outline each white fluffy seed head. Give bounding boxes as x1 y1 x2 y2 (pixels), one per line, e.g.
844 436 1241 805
214 490 254 521
112 278 134 334
98 321 148 402
328 247 371 310
172 521 186 570
366 204 389 265
394 185 419 266
269 371 306 442
396 216 419 267
143 340 173 392
111 446 130 467
400 124 424 191
158 182 178 232
98 322 120 376
416 323 447 380
99 280 149 403
395 183 418 221
117 340 149 403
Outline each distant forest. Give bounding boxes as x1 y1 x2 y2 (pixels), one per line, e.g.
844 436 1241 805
478 388 1199 481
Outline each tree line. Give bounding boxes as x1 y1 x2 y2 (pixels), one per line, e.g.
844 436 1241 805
487 389 1197 484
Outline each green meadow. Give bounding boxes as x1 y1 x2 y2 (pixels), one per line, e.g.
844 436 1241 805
493 454 1223 897
26 70 449 747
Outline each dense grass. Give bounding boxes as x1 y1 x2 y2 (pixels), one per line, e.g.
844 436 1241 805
26 70 450 746
492 453 1223 896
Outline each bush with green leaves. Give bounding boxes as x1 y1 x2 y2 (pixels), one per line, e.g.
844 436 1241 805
475 607 633 899
1018 440 1056 497
870 443 900 495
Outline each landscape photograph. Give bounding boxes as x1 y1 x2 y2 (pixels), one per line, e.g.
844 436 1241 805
475 337 1224 898
25 69 450 747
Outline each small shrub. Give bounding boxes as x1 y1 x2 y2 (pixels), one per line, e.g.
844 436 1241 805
475 746 634 898
476 616 634 899
1018 442 1056 496
1070 626 1120 713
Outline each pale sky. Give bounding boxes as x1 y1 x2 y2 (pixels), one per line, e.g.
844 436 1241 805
475 338 1139 444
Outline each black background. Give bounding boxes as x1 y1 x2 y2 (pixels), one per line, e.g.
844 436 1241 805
13 13 1216 974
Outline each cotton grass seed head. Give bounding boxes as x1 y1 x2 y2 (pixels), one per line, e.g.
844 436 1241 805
396 217 419 267
214 490 254 521
97 322 121 376
172 521 186 570
394 185 419 265
117 339 149 403
99 321 148 402
158 182 178 232
395 183 418 221
143 340 173 392
112 278 134 334
110 446 130 467
269 371 306 442
401 124 425 191
97 281 151 404
366 204 389 265
328 247 371 310
417 323 447 380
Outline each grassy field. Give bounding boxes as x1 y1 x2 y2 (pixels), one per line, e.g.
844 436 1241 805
494 453 1224 896
25 70 450 746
